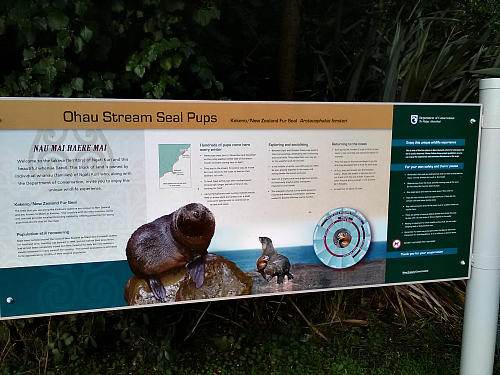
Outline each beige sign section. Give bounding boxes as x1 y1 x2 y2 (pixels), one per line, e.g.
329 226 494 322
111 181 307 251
0 98 393 130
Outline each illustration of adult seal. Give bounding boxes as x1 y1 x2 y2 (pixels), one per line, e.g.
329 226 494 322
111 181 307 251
258 237 294 284
126 203 215 301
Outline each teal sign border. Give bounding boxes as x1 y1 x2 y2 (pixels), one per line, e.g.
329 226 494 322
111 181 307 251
0 261 132 318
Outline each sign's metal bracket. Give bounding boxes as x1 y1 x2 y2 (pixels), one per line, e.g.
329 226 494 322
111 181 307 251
471 254 500 270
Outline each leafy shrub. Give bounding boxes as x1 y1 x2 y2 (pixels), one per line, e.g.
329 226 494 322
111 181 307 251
0 0 222 98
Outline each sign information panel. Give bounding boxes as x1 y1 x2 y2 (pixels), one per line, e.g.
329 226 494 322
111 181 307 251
0 99 481 319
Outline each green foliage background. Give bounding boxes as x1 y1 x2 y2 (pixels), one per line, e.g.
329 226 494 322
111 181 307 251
2 0 500 101
0 0 224 99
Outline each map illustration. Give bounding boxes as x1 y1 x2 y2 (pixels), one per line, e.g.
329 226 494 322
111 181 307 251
159 144 191 188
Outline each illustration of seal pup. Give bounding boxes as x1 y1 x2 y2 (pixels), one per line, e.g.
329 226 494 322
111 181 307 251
256 255 270 280
126 203 215 301
258 236 293 283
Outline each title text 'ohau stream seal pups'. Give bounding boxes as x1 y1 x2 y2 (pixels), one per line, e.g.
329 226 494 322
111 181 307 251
126 203 215 302
258 237 294 283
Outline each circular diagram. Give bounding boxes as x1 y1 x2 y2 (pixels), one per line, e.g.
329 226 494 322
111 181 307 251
313 207 371 269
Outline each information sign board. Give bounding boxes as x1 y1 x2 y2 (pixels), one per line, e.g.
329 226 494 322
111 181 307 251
0 99 481 319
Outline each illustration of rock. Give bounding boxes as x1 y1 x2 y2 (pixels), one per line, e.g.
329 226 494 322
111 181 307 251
124 254 253 305
247 260 386 295
257 236 294 283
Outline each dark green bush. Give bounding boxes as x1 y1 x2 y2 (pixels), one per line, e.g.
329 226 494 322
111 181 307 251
0 0 223 98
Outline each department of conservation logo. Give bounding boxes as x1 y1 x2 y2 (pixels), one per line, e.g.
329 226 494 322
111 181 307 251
410 115 419 124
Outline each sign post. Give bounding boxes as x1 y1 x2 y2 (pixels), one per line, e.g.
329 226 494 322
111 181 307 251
460 79 500 375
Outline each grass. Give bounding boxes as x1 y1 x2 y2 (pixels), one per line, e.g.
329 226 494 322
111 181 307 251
0 283 486 374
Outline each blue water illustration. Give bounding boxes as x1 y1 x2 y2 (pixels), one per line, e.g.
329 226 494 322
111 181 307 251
212 241 387 272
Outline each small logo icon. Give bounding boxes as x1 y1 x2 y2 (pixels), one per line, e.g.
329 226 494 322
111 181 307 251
392 239 401 249
470 118 477 124
410 115 419 124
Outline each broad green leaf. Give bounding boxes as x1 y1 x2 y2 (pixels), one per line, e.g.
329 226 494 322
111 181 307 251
33 17 47 31
61 84 73 97
19 74 30 90
134 65 145 78
103 72 115 80
125 60 135 71
141 81 154 91
171 53 182 68
66 61 79 74
47 12 69 31
153 30 163 41
31 82 42 95
91 87 103 97
189 62 200 73
23 47 36 61
112 0 124 12
20 19 31 28
144 18 155 33
57 29 71 48
91 77 104 89
209 7 220 20
160 57 172 71
165 75 176 85
52 0 68 10
75 1 88 16
54 353 64 364
52 46 65 58
33 56 54 74
167 38 182 49
182 46 195 58
146 49 157 63
202 80 212 89
104 80 113 91
54 58 66 72
153 85 164 98
71 77 84 91
64 335 74 346
73 36 84 53
199 67 215 81
25 29 36 45
193 9 212 26
45 66 57 82
165 0 185 12
80 26 93 42
168 16 180 25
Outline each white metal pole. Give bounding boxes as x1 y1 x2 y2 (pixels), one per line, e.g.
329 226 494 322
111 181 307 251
460 78 500 375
